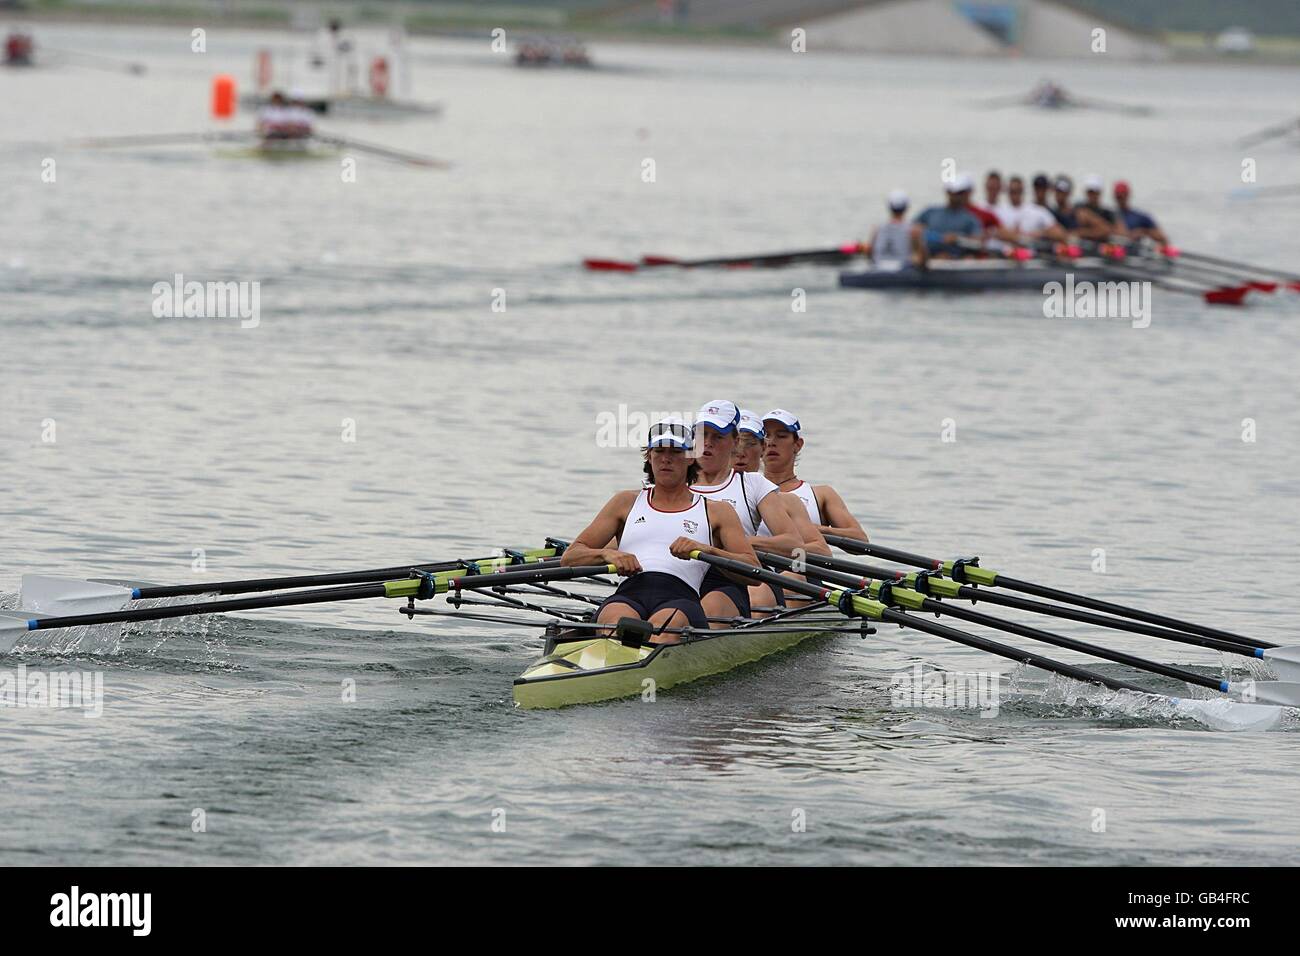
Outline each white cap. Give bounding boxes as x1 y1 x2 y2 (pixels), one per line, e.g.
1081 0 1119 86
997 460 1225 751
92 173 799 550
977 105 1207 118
762 409 802 434
945 173 974 194
887 189 909 210
695 400 740 434
1083 174 1104 192
646 417 692 450
737 409 765 438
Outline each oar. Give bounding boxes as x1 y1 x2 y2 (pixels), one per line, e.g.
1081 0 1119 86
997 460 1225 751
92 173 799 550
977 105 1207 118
640 245 862 269
691 551 1281 730
824 535 1261 649
0 562 613 652
1164 248 1300 288
1229 183 1300 200
582 258 640 272
1065 95 1153 116
77 130 256 149
1072 242 1254 304
308 133 450 169
19 546 562 615
45 48 147 75
785 548 1300 682
760 552 1300 706
1236 116 1300 148
583 244 862 272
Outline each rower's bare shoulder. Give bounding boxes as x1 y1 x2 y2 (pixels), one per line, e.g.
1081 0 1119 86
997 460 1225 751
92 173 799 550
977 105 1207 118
605 488 641 511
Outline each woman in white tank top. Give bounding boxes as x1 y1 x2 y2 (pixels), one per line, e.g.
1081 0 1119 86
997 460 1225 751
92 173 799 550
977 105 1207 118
759 409 869 543
561 417 760 642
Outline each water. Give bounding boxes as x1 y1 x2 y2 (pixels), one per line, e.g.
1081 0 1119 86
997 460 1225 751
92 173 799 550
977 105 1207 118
2 23 1298 865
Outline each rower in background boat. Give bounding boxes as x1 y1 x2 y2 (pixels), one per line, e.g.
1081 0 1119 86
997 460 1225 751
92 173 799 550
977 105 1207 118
1031 173 1052 208
560 417 759 641
1113 180 1168 244
994 174 1067 244
970 170 1003 233
760 410 869 543
689 401 809 620
1076 175 1129 241
862 190 921 268
256 90 315 141
913 174 983 266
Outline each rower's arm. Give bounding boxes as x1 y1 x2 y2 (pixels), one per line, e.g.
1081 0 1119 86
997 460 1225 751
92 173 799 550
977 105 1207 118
784 495 832 556
703 503 760 585
563 491 635 566
746 492 803 557
815 485 868 543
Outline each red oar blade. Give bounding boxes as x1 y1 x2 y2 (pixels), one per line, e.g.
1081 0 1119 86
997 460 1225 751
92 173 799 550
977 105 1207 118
583 258 638 272
640 255 682 267
1204 287 1249 306
1248 281 1278 293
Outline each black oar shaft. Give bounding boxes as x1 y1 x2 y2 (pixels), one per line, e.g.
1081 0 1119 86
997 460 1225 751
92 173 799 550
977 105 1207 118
761 552 1222 690
28 582 389 631
696 550 1153 696
790 548 1272 653
136 554 558 599
824 534 1257 649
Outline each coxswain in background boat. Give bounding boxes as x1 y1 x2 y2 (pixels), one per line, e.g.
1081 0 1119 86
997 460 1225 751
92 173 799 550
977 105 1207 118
995 174 1067 244
760 410 869 543
1113 180 1167 244
690 401 808 620
256 90 314 140
1075 175 1128 241
862 190 921 267
561 417 759 642
913 174 983 265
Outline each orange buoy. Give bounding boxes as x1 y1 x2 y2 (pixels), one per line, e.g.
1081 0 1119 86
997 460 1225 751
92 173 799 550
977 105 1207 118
211 74 237 119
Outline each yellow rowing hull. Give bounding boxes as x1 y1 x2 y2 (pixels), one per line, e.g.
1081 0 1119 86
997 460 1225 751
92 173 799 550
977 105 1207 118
512 622 832 709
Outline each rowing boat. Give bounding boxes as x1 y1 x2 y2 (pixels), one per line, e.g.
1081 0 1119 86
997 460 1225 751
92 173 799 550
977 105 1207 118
513 604 840 709
4 538 1297 729
216 139 338 162
839 257 1171 291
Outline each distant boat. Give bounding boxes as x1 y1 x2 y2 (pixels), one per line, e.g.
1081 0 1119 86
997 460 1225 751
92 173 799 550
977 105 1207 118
978 81 1152 116
514 36 592 69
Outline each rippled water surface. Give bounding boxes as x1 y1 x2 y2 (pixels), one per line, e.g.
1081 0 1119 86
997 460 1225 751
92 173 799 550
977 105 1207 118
2 23 1299 865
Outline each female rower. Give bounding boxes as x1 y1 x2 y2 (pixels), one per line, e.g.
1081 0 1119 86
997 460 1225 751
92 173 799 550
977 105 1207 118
689 400 806 621
761 409 869 542
561 417 759 642
732 410 833 607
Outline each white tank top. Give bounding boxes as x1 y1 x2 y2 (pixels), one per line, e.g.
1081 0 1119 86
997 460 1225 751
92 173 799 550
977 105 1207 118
619 488 711 591
691 471 777 537
783 480 822 527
